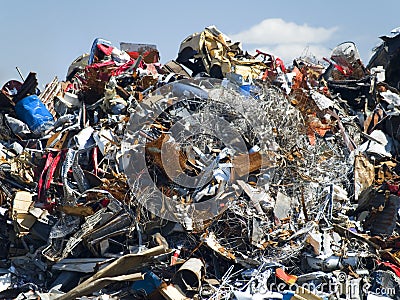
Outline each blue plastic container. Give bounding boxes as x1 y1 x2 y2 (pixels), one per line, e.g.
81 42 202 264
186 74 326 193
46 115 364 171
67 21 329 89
14 95 54 134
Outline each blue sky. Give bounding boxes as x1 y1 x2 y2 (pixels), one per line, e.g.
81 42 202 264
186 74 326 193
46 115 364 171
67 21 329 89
1 0 399 88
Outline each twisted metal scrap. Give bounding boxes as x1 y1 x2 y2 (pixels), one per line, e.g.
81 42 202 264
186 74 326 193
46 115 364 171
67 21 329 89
204 83 353 263
123 79 353 264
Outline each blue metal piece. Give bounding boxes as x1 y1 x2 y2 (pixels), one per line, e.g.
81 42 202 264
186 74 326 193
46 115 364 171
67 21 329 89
88 38 112 65
131 271 163 295
282 291 295 300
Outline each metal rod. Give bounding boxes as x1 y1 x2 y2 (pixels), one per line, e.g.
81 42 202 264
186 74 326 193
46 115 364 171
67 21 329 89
16 67 24 81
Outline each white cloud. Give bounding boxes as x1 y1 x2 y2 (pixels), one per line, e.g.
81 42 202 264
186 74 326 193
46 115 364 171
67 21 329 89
230 18 338 45
229 18 338 62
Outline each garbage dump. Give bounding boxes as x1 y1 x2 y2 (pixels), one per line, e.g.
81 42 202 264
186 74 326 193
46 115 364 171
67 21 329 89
1 25 400 299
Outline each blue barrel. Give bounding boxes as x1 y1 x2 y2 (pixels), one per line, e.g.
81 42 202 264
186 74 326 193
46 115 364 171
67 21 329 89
14 95 54 134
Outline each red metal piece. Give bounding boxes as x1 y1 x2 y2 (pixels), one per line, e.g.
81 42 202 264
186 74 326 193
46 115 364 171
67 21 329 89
92 147 98 176
43 151 64 204
378 261 400 278
37 152 55 201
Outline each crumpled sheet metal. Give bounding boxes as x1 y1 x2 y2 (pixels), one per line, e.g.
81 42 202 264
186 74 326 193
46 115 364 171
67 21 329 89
1 28 400 300
177 25 271 81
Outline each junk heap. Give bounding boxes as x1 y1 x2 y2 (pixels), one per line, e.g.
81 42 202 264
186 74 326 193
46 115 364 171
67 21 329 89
1 26 400 299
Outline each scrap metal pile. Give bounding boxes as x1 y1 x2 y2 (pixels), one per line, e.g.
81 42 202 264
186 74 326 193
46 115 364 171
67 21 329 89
1 26 400 299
